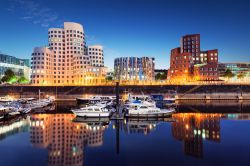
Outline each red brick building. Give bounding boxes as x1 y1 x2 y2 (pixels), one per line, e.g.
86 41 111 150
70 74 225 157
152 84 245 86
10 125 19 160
194 63 219 81
181 34 201 64
168 47 193 82
169 34 219 82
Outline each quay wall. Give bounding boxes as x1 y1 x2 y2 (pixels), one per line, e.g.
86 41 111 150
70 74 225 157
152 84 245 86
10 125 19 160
0 85 250 100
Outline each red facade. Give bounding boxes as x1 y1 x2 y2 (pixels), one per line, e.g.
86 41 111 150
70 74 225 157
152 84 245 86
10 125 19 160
168 47 193 81
169 34 219 82
194 63 219 81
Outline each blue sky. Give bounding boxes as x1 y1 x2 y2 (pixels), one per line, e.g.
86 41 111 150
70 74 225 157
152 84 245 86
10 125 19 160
0 0 250 69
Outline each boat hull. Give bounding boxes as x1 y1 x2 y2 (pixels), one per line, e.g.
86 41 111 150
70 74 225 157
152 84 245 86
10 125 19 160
72 111 111 118
76 98 114 105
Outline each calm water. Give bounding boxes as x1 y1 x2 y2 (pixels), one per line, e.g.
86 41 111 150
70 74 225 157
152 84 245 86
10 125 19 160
1 102 250 166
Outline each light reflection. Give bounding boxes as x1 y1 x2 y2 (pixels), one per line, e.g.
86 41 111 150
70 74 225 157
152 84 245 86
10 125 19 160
29 114 107 166
0 117 29 139
172 113 222 158
1 111 250 164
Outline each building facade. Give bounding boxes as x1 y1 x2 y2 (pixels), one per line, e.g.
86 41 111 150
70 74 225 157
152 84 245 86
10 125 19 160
218 62 250 82
31 22 106 85
0 53 30 80
114 57 155 82
169 47 193 82
180 34 201 64
169 34 219 82
88 45 104 67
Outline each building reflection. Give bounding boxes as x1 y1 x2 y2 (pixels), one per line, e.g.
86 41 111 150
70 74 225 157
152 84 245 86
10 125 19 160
223 113 250 120
172 113 221 158
30 114 107 166
0 116 29 141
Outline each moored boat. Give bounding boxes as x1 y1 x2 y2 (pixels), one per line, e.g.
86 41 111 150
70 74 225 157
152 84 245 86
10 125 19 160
0 96 15 102
125 102 175 118
76 96 115 105
71 103 112 118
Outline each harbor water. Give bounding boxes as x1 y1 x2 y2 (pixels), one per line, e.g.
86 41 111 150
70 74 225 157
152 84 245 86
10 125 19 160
0 101 250 166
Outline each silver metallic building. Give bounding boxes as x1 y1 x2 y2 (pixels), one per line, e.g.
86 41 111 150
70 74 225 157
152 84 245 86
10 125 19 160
114 57 155 81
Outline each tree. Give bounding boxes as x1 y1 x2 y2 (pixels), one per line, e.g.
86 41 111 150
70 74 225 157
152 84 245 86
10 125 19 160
18 76 29 84
223 69 235 80
155 72 167 80
106 76 113 81
1 69 17 83
237 72 246 81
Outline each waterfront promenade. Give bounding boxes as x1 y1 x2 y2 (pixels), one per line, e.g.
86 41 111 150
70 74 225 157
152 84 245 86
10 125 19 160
0 84 249 101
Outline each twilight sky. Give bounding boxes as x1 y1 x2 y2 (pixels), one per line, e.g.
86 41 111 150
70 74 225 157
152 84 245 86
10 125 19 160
0 0 250 69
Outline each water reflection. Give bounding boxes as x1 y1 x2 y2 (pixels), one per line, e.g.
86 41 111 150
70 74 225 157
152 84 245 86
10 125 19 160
172 113 221 158
0 116 29 140
1 102 250 166
123 118 173 135
30 114 108 166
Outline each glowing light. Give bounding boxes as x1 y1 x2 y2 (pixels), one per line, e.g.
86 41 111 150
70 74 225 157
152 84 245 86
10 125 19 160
202 133 206 139
149 124 152 130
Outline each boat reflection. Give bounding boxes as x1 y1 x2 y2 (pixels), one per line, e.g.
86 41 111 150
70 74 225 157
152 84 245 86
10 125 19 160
122 118 174 135
1 109 250 165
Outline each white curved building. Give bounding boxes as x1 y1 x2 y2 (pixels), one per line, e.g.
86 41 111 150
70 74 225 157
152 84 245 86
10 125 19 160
88 45 104 67
31 22 106 85
31 47 53 85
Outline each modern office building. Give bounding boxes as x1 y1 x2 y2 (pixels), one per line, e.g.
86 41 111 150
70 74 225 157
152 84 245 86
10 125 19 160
114 57 155 81
169 34 219 82
0 53 30 80
31 22 106 85
88 45 104 67
218 62 250 82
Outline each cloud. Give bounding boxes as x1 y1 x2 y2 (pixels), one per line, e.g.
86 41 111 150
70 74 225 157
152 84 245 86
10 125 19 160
86 35 102 44
20 16 33 20
8 0 60 28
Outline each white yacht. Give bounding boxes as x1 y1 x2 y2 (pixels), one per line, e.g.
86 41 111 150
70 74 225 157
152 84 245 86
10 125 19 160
71 104 112 117
24 98 54 110
0 96 15 102
76 96 116 104
124 98 156 110
126 103 175 118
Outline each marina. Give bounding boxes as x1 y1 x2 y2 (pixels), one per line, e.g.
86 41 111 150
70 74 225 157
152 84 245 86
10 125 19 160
0 97 55 119
0 0 249 165
0 101 250 166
